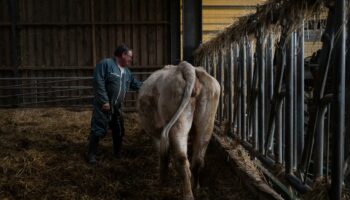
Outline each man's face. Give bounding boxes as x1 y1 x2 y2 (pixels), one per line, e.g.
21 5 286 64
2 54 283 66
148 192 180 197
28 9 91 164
121 50 133 67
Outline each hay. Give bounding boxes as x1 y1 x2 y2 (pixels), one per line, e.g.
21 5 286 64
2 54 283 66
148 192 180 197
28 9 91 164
303 178 350 200
0 108 255 200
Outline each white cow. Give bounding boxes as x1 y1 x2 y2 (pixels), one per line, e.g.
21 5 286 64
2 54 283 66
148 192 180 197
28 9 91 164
137 61 220 200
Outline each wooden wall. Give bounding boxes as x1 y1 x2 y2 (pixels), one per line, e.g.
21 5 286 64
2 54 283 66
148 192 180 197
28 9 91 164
0 0 171 107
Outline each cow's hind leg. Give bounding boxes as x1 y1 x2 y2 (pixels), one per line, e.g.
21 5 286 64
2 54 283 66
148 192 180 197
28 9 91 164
169 113 194 200
190 125 212 190
191 82 220 190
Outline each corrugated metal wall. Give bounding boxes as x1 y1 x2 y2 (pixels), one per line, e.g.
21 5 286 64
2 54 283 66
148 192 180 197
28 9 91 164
0 0 171 107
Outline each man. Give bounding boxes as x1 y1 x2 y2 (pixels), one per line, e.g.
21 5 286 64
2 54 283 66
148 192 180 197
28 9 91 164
88 44 142 165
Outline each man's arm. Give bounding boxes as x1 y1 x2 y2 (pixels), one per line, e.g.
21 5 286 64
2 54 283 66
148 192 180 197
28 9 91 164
129 73 143 91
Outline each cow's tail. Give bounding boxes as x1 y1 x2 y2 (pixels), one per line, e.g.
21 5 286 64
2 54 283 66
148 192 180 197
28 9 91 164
160 61 196 158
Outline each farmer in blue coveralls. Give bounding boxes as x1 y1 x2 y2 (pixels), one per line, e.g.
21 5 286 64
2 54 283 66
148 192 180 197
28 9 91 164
87 44 142 165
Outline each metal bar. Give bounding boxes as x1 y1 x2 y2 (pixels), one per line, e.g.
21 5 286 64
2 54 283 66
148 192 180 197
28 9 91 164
0 87 92 98
9 0 19 105
0 65 162 70
0 86 91 90
285 33 294 175
266 33 274 116
285 174 310 193
90 0 96 66
0 77 92 81
331 0 346 198
326 104 331 178
218 51 223 122
237 48 242 139
314 95 332 178
183 0 202 64
275 97 283 163
293 32 298 169
228 45 233 132
253 54 258 150
257 29 265 154
240 38 247 141
246 40 253 141
265 33 274 154
297 21 305 164
170 0 180 65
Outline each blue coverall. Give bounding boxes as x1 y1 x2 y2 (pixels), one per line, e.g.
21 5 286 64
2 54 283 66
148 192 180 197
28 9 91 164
90 58 142 154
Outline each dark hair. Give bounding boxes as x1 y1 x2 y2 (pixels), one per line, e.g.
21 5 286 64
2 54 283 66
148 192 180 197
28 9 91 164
114 44 130 57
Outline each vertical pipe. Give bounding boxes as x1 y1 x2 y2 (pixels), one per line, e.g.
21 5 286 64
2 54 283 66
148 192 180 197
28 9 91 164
170 0 180 65
10 0 19 105
237 46 242 139
241 38 247 141
326 105 331 178
247 41 253 140
90 0 96 66
265 33 274 155
266 33 274 112
183 0 202 64
315 105 327 178
276 99 283 163
286 34 294 175
293 32 298 169
218 51 223 122
331 0 346 198
297 21 305 164
253 48 259 150
229 45 233 132
258 31 266 154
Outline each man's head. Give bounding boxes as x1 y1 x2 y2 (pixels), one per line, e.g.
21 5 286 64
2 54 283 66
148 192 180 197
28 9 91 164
114 44 133 67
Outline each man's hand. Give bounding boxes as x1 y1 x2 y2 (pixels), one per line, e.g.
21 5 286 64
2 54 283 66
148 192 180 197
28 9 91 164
101 103 111 111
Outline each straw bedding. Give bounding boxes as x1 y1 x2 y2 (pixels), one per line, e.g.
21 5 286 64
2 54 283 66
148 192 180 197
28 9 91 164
0 108 255 200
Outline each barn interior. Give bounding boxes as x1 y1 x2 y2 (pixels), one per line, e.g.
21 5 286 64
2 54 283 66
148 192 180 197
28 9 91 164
1 0 350 199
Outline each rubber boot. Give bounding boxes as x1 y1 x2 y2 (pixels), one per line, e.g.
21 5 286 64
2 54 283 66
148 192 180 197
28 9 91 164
87 135 99 165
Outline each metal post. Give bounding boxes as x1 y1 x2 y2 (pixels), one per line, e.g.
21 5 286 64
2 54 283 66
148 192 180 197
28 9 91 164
265 33 274 155
314 98 330 178
286 33 294 175
266 33 274 116
10 0 19 106
247 40 253 140
258 29 266 154
293 32 298 169
218 51 223 122
183 0 202 64
241 38 247 141
228 45 233 132
276 98 283 163
170 0 180 65
253 50 259 150
237 46 242 139
297 21 305 163
331 0 346 198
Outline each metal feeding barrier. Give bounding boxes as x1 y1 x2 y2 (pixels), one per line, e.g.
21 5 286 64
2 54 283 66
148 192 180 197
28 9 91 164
195 0 348 199
0 72 152 108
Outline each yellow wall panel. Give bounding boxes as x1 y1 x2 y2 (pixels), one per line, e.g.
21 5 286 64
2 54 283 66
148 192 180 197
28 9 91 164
203 0 266 6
